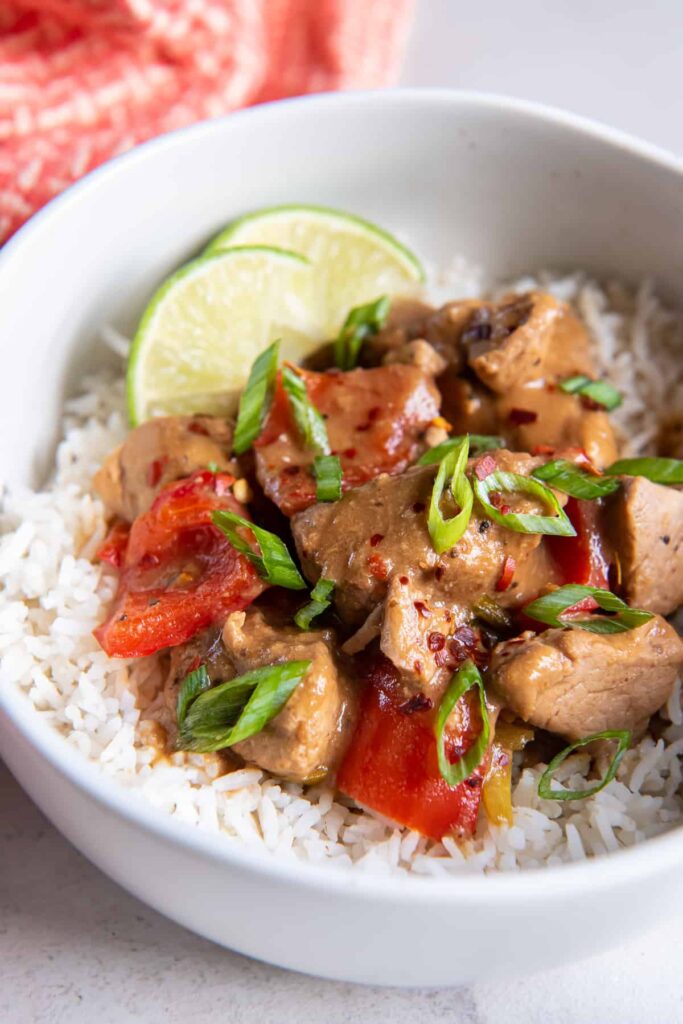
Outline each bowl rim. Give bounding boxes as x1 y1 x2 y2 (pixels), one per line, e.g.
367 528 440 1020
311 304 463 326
2 86 683 904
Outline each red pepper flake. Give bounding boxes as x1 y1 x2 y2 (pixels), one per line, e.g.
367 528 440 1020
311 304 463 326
146 458 165 488
187 421 209 436
427 631 446 651
283 465 301 477
580 395 603 412
475 454 497 480
369 533 384 547
399 575 409 585
399 693 433 714
367 553 388 581
500 505 511 515
413 659 423 674
496 555 516 592
412 501 426 514
531 444 555 456
343 447 357 459
414 600 430 618
434 566 445 582
508 408 538 425
434 648 454 668
355 406 381 432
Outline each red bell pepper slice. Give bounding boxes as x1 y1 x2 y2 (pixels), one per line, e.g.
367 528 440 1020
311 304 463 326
94 470 265 658
97 520 130 568
337 655 486 841
547 497 611 588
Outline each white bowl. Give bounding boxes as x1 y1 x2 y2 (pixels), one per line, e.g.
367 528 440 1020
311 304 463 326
2 90 683 988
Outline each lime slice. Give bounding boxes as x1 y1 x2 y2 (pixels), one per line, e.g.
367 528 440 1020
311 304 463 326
205 204 424 336
127 246 319 424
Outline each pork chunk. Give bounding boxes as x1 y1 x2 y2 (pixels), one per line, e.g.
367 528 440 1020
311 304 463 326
94 415 234 521
491 617 683 740
222 609 357 782
292 450 563 625
254 364 440 515
607 476 683 615
465 292 596 394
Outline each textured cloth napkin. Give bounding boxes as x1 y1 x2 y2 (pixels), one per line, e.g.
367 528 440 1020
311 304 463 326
0 0 414 242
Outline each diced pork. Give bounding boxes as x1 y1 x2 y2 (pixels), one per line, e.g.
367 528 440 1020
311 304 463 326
292 450 564 625
491 617 683 740
254 365 441 515
465 292 596 394
607 476 683 615
222 609 357 782
94 415 234 521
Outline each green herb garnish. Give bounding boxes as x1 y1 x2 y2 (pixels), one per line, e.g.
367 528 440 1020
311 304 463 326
233 340 280 454
435 660 490 788
559 375 622 411
532 459 621 499
281 364 330 456
334 295 390 370
606 457 683 486
537 729 631 801
212 509 306 590
313 454 342 502
427 436 474 554
178 660 311 752
472 470 576 537
418 434 504 466
471 596 514 631
294 578 335 630
176 664 212 727
524 583 653 634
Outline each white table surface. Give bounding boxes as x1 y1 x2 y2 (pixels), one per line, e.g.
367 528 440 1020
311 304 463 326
4 2 683 1021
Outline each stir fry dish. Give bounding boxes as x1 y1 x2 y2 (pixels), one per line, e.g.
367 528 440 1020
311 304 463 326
91 222 683 845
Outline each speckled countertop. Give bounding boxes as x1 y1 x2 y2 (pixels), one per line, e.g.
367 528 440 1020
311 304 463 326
5 4 683 1021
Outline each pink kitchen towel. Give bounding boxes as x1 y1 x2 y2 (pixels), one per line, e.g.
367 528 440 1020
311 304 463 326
0 0 415 242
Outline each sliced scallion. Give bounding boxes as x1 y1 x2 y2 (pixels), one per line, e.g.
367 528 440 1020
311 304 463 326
537 729 631 801
233 340 280 454
559 375 622 411
281 365 330 456
294 578 335 630
178 660 311 752
314 454 342 502
606 456 683 486
334 295 390 371
524 583 653 634
418 434 504 466
435 660 490 788
427 436 474 554
471 596 514 631
532 459 621 499
176 664 211 727
472 470 576 537
212 509 306 590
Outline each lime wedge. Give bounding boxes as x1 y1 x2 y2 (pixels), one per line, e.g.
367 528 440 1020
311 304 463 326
205 204 424 336
127 246 318 424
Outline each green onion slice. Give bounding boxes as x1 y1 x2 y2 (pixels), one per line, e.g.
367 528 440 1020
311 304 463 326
435 660 490 788
532 459 621 499
472 470 576 537
524 583 653 634
281 365 330 456
537 729 631 801
176 664 212 727
313 454 342 502
178 660 311 753
559 375 622 411
334 295 390 371
212 509 306 590
427 436 474 554
294 578 335 630
233 340 280 454
606 457 683 486
418 434 505 466
206 461 220 473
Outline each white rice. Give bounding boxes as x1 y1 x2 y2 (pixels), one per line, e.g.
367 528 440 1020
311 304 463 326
2 270 682 876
